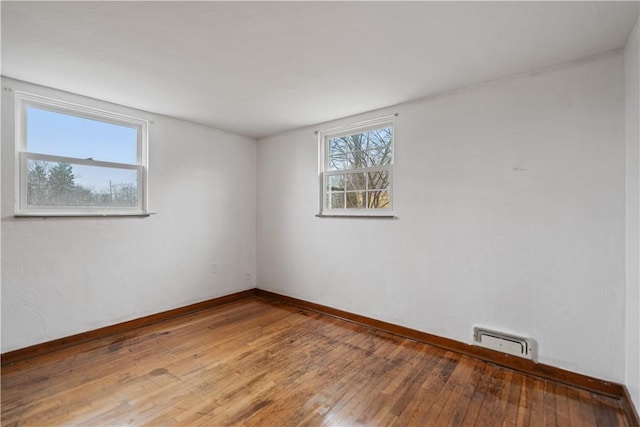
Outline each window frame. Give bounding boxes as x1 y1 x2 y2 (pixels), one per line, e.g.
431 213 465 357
318 115 395 217
14 91 150 217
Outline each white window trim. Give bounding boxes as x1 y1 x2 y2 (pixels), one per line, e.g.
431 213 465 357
14 91 150 217
318 115 395 217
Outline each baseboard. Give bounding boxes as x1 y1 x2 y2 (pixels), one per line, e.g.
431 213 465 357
623 386 640 427
255 289 626 399
1 289 256 366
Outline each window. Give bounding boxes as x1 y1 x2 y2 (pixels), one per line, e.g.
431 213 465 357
15 92 149 216
319 116 394 216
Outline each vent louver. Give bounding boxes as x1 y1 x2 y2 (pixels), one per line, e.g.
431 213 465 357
473 327 536 361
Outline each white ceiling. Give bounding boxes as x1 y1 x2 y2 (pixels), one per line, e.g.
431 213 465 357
2 1 638 139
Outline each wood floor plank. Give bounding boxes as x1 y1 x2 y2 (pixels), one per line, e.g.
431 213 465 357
424 356 478 426
474 363 508 427
516 374 534 427
367 346 450 426
543 380 558 426
566 386 586 426
500 369 524 426
446 360 489 426
530 377 547 427
352 341 442 425
461 362 503 426
1 297 632 427
579 389 601 427
553 381 571 427
484 366 514 426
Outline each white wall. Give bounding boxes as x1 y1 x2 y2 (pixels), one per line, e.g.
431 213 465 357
257 52 626 382
625 13 640 412
1 78 257 353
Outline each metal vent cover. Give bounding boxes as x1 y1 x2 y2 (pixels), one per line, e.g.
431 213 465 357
473 327 536 361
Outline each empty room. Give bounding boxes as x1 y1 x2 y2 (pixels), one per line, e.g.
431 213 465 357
1 1 640 426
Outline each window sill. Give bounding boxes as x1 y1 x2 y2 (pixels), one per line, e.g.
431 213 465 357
14 212 155 219
315 214 397 219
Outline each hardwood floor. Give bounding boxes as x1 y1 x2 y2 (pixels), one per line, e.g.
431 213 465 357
1 297 632 426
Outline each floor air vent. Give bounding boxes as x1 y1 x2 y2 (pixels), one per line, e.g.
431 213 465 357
473 327 536 361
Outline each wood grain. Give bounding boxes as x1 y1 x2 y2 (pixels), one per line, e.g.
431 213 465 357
1 289 256 366
1 297 633 426
256 289 625 398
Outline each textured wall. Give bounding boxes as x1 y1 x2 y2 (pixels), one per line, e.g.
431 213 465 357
1 78 257 352
625 12 640 413
257 52 625 382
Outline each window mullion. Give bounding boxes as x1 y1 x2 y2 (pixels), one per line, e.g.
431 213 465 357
328 165 390 175
25 152 140 170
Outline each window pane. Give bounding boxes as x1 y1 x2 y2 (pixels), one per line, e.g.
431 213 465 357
366 149 392 167
346 191 366 208
327 174 345 191
367 171 390 190
330 192 345 209
329 152 368 170
347 133 367 152
27 158 138 208
27 107 138 164
329 154 348 171
345 173 366 191
367 191 390 208
328 126 391 170
329 137 349 155
349 150 368 168
368 127 392 150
